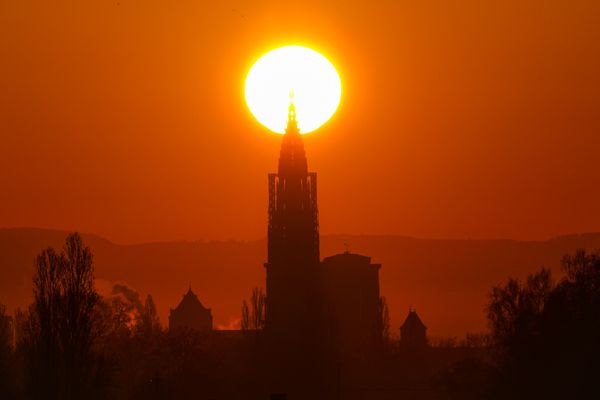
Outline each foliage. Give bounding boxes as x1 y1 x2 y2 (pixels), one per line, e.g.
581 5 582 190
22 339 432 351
486 249 600 399
4 234 259 399
0 303 17 399
459 332 490 349
435 358 496 400
134 295 161 339
18 233 102 399
429 336 458 348
487 267 552 355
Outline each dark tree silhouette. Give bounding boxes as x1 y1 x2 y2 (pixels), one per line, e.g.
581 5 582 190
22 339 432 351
487 250 600 399
241 287 266 331
378 296 392 350
20 233 101 400
135 295 162 338
0 303 17 399
487 267 552 353
544 249 600 398
109 296 133 337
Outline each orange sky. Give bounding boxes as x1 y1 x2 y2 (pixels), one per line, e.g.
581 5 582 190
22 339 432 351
1 0 599 244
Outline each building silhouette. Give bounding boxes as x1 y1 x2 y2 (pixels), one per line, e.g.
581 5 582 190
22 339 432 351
321 252 381 358
168 286 213 332
400 309 428 350
265 98 382 356
265 99 320 340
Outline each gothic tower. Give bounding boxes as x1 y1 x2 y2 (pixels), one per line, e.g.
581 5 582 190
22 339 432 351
265 96 320 338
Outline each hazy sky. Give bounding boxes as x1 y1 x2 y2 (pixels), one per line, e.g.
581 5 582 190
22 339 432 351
1 0 599 244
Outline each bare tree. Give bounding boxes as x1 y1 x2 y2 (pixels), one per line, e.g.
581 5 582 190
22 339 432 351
378 296 392 350
21 233 100 399
135 295 162 338
241 287 266 331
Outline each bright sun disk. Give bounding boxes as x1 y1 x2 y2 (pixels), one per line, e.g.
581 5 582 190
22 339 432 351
245 46 342 134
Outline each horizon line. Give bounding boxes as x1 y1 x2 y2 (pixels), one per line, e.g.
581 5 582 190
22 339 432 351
1 226 599 247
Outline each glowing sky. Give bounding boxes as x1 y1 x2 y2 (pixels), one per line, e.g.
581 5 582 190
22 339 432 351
1 0 599 244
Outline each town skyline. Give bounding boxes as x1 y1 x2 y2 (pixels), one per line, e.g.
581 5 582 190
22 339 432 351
2 1 600 398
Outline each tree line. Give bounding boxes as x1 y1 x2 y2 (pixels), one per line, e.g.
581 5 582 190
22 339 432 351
1 233 599 399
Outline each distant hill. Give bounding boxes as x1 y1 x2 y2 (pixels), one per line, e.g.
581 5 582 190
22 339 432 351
2 227 600 337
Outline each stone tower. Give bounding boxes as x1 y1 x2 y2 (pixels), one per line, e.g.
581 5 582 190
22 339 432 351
265 97 320 338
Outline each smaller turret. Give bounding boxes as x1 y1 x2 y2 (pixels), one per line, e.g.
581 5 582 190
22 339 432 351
400 309 428 350
169 286 213 332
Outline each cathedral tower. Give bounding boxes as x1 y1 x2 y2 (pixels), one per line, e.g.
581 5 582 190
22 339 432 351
265 96 320 336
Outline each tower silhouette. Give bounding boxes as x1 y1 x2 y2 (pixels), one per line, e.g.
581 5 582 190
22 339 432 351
261 92 383 398
265 95 320 338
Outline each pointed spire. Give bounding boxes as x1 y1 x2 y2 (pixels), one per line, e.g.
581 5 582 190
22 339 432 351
285 89 299 134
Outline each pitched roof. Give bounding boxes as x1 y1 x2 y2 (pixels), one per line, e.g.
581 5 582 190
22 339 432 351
173 286 210 313
401 310 426 330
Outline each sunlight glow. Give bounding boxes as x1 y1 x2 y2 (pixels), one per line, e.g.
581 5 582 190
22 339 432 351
245 46 342 134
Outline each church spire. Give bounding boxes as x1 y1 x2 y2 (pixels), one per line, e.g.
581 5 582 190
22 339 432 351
285 89 299 135
266 86 320 336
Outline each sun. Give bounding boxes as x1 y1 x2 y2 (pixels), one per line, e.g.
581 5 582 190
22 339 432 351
245 46 342 134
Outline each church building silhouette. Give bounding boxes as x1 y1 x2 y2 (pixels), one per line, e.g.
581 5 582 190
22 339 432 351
169 99 419 362
264 99 382 356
